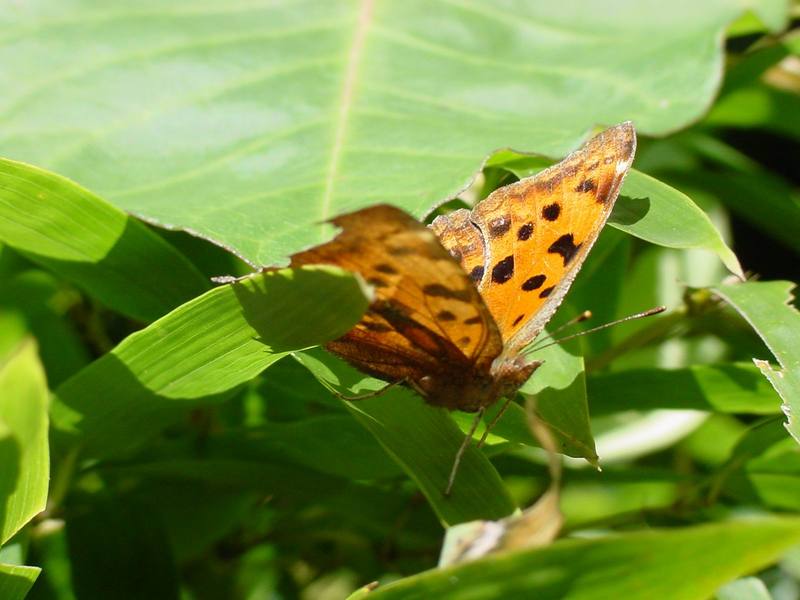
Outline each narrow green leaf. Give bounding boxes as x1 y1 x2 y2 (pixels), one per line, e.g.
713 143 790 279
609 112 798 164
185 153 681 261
714 281 800 444
0 339 49 545
0 158 209 321
615 170 743 277
589 363 781 416
51 267 368 458
0 564 40 600
367 518 800 599
294 349 516 526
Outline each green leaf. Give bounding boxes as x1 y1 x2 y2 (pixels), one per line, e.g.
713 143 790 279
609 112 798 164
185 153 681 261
365 517 800 599
0 159 210 322
719 421 800 511
588 363 781 416
615 171 743 278
0 339 49 545
51 266 368 458
0 564 40 600
294 349 516 526
0 1 766 266
714 281 800 444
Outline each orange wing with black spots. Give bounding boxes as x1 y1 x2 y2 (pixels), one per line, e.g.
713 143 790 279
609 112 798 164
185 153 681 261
432 122 635 357
287 205 504 409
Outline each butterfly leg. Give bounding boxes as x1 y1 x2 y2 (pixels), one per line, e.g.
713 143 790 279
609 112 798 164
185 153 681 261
476 395 516 449
445 407 486 497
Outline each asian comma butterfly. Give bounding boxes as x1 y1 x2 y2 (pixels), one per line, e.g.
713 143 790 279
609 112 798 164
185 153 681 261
287 122 636 493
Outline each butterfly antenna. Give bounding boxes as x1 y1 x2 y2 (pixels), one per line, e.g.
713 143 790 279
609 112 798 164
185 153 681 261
528 306 666 354
527 310 593 351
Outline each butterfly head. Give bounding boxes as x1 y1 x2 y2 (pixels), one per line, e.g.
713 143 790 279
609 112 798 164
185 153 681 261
410 356 543 412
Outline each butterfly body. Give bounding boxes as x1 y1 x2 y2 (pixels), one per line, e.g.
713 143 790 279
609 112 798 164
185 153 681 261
287 123 635 414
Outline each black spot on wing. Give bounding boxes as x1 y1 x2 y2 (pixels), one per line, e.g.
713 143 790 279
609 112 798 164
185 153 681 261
548 234 582 266
512 314 525 327
437 310 457 321
517 222 533 241
491 255 514 284
521 274 546 291
575 179 596 193
464 315 482 325
542 203 560 221
539 286 554 298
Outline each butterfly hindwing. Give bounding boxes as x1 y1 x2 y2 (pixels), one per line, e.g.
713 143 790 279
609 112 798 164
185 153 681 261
288 205 503 385
432 122 635 357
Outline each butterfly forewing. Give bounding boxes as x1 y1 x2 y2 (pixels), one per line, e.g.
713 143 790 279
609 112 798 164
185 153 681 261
432 122 635 357
288 205 503 384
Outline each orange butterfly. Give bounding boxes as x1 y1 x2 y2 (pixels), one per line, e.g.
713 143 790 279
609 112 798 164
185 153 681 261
289 123 635 492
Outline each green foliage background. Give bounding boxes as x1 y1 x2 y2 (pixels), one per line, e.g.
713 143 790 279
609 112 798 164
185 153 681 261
1 1 800 598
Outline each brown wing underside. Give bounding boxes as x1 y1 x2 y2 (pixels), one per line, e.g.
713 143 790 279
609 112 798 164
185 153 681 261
431 122 636 355
287 205 503 383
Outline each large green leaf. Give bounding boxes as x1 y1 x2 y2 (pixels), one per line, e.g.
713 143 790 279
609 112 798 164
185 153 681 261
50 266 368 458
714 281 800 444
0 159 209 322
294 349 516 526
0 339 49 545
365 518 800 599
0 1 774 266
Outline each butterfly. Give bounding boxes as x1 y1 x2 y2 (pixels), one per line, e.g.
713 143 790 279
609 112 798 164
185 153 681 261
288 122 635 491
